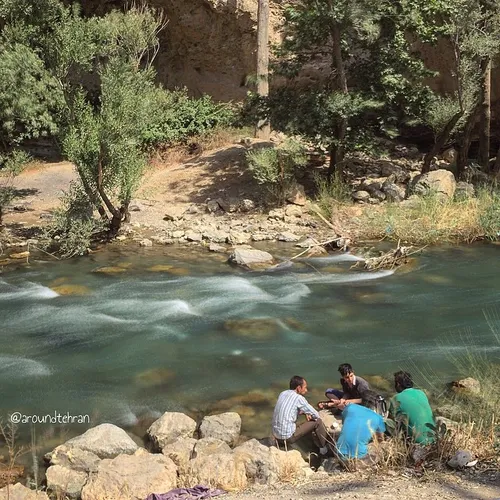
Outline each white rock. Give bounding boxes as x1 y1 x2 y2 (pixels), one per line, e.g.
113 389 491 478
0 483 49 500
64 424 139 459
139 239 153 247
46 465 88 499
188 452 247 491
228 247 274 267
199 413 241 446
147 412 197 450
81 453 177 500
277 232 300 242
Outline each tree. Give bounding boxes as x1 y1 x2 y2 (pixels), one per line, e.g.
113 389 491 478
255 0 270 140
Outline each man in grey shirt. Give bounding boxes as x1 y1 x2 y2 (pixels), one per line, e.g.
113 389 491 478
272 375 329 455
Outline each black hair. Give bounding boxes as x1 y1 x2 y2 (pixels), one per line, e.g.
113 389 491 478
394 371 414 391
360 390 380 411
289 375 306 390
338 363 353 377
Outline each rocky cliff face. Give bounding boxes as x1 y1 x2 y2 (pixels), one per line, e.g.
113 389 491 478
80 0 283 100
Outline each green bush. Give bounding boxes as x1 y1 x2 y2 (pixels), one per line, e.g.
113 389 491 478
478 188 500 241
142 88 235 146
315 172 351 218
43 183 105 258
246 139 308 205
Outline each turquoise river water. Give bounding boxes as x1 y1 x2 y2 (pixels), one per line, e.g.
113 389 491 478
0 243 499 441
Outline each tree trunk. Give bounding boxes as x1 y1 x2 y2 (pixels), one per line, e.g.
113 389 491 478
422 111 463 173
328 22 348 180
457 105 480 179
255 0 270 140
493 145 500 175
478 58 491 170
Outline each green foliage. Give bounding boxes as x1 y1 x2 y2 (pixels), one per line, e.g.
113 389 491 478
0 43 61 146
315 172 351 218
478 188 500 240
142 88 235 146
246 139 308 205
43 183 105 258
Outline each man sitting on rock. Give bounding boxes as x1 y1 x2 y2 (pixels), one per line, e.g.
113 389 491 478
388 370 435 444
272 375 330 456
320 363 371 410
335 390 386 461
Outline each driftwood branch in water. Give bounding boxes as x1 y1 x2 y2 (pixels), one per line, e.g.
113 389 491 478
353 243 427 271
289 237 349 261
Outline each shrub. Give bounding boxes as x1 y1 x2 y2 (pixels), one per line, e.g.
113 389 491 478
142 88 235 147
0 150 30 225
315 172 351 218
42 183 105 258
246 139 308 205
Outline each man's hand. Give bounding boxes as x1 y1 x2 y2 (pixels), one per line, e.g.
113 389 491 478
306 414 313 421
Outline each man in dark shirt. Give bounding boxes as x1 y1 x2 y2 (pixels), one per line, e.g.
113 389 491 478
321 363 371 410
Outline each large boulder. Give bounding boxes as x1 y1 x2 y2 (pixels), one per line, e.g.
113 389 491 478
147 412 197 450
382 180 406 202
44 444 101 473
161 437 197 475
64 424 138 459
380 162 410 183
411 169 456 198
81 452 177 500
228 247 274 268
199 413 241 446
188 452 247 491
193 437 232 456
286 184 307 206
46 465 88 499
451 377 481 395
0 484 49 500
233 439 306 485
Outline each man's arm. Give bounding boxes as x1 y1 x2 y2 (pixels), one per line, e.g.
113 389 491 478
297 396 320 420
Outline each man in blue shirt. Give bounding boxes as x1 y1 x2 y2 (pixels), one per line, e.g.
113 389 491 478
336 390 386 459
272 375 329 455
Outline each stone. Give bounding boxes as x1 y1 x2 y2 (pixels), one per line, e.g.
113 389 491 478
206 199 221 213
51 285 91 296
139 239 153 247
440 147 458 163
455 181 475 199
199 413 241 446
228 231 250 245
233 439 276 484
382 181 405 202
115 235 127 241
164 207 185 221
286 184 307 206
251 233 275 242
277 232 300 242
285 205 302 217
239 199 255 212
0 483 49 500
64 424 139 459
380 162 410 183
134 368 175 388
451 377 481 395
411 169 457 199
352 190 370 203
185 230 203 242
228 247 274 268
188 452 247 491
369 189 386 201
172 230 185 238
161 437 197 475
368 197 381 205
81 452 177 500
223 318 280 340
92 266 127 274
151 236 175 245
46 465 88 499
45 444 101 473
400 195 421 209
208 242 227 252
295 237 320 248
217 197 239 213
268 208 285 220
147 412 197 450
193 437 232 457
447 450 475 469
9 251 30 259
202 229 229 243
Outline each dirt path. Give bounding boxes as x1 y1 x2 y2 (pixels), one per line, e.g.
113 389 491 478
229 474 500 500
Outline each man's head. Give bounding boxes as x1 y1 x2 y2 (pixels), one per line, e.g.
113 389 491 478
289 375 308 395
338 363 354 386
394 371 413 393
360 390 380 411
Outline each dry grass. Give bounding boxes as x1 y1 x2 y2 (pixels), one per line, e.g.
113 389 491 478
356 189 500 244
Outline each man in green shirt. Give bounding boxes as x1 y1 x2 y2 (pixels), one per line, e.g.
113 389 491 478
389 371 435 444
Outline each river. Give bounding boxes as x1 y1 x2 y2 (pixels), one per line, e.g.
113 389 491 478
0 242 499 444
